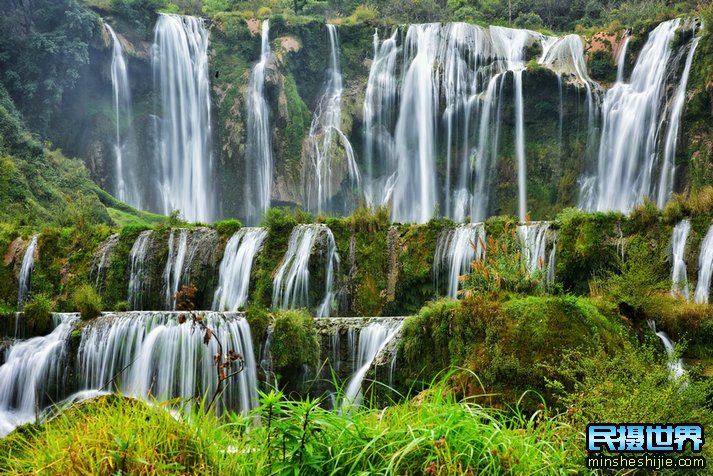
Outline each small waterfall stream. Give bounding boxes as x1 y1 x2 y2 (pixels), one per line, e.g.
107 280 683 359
647 320 685 380
91 233 119 292
305 25 361 215
164 228 190 309
17 235 39 308
245 20 273 224
153 14 215 222
128 230 154 310
272 225 340 316
694 225 713 304
0 314 78 436
434 223 486 299
105 23 139 209
670 219 691 300
212 228 268 311
518 222 553 276
341 320 404 410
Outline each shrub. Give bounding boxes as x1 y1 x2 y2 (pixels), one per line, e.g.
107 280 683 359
115 301 130 312
73 285 103 320
212 219 242 238
22 293 53 335
270 309 318 374
245 306 271 344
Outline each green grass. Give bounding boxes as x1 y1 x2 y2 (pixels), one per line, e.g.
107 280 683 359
0 386 584 475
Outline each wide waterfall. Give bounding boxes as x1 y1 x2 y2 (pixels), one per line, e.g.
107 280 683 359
213 228 268 311
245 20 273 225
272 224 340 316
105 23 139 209
583 19 699 213
128 230 154 310
694 225 713 304
671 219 691 300
0 314 78 436
77 312 259 414
17 235 38 307
341 320 403 410
153 14 215 222
304 25 360 215
434 223 486 299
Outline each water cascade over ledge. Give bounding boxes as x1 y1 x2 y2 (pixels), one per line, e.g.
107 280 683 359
152 14 215 222
434 223 486 299
671 219 691 300
213 228 268 311
17 235 38 308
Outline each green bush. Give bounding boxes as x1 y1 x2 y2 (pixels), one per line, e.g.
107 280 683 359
114 301 130 312
73 285 103 320
245 306 271 344
212 219 242 238
22 293 54 335
270 309 318 374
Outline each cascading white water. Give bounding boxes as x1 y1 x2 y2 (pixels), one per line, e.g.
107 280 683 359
341 320 403 410
105 23 139 209
616 35 630 82
212 228 268 311
385 24 546 223
0 314 78 436
658 31 701 207
164 228 189 310
546 231 558 284
305 25 361 215
583 19 693 213
362 29 399 207
671 219 691 300
153 14 215 222
647 320 685 380
17 235 38 308
128 230 153 310
694 225 713 304
77 312 258 414
518 222 551 275
272 224 340 316
434 223 486 299
245 20 273 225
91 233 119 291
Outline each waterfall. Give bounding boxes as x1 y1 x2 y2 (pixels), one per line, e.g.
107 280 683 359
272 224 340 316
583 19 694 213
341 320 403 410
305 25 361 215
518 222 551 275
434 223 486 299
671 219 691 300
391 24 439 224
658 32 701 206
0 314 78 436
546 231 558 284
77 312 258 414
105 23 139 209
616 35 630 82
245 20 273 225
694 225 713 304
647 320 685 380
91 233 119 291
153 14 215 222
164 228 189 309
212 228 268 311
362 29 399 207
17 235 38 308
128 230 153 310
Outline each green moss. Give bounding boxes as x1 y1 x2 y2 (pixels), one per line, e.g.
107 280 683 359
245 306 271 344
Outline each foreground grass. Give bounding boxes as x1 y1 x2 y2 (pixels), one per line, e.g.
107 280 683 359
0 391 584 475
